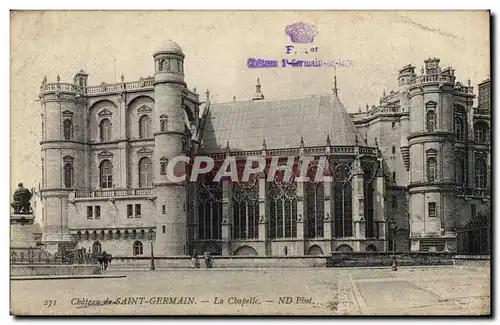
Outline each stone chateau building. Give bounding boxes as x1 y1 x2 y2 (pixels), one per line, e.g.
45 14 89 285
37 40 491 257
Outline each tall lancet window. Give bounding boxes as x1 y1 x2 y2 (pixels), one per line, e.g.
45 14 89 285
139 157 152 187
333 162 353 238
99 118 112 142
232 175 259 240
100 160 113 189
197 177 222 240
269 168 298 239
306 181 324 239
139 115 152 139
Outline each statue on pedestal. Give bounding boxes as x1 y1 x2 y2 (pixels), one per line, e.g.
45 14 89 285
11 183 32 214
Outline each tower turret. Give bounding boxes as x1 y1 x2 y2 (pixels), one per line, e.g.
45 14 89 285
152 40 187 256
39 73 86 251
407 58 458 251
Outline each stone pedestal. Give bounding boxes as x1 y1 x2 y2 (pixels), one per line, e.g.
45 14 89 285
10 214 37 249
410 238 420 252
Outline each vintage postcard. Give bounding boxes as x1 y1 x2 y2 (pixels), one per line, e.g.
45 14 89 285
10 10 491 316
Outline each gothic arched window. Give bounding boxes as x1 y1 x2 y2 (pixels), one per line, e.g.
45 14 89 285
64 162 74 188
63 119 73 140
333 163 353 238
139 157 152 187
306 182 324 238
475 157 487 188
92 241 102 254
197 179 222 240
139 115 152 139
100 160 113 189
99 118 111 142
474 122 489 144
133 241 143 256
232 177 259 240
426 157 437 182
160 115 168 132
426 110 436 132
269 179 298 239
160 157 168 175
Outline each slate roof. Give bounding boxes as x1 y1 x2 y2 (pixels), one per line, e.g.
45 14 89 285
201 93 362 152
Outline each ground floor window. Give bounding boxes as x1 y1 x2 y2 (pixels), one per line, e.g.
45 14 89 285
133 240 143 255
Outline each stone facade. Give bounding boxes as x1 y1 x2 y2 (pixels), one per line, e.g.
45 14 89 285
38 41 490 257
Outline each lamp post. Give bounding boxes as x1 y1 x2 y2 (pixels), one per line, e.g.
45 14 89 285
149 230 156 271
388 220 398 271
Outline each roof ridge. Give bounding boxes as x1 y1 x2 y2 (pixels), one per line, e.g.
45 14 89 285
212 93 334 105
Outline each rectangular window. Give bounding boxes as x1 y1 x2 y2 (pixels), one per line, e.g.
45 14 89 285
162 225 166 234
392 146 396 154
162 205 166 214
428 202 437 218
392 172 396 182
127 204 133 218
135 204 142 218
392 121 396 128
87 206 93 219
95 206 101 219
392 196 398 208
471 204 476 218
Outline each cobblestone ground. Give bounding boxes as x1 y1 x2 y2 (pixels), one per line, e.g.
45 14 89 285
10 266 490 316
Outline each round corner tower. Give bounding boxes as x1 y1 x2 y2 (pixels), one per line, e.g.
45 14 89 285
407 58 456 251
152 40 187 256
39 72 87 250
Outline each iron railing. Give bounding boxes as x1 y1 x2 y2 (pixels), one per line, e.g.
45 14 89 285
456 213 491 255
10 247 99 265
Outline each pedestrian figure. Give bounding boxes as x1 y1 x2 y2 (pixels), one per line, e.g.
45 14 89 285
203 251 211 269
191 249 198 269
98 251 112 271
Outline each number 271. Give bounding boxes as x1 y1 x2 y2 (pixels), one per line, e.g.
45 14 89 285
44 300 57 307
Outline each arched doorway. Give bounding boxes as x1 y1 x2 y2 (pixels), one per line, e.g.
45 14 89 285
233 246 258 256
202 241 221 255
366 244 377 252
307 245 324 256
336 244 353 252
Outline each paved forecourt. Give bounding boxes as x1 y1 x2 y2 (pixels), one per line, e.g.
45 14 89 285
10 266 490 316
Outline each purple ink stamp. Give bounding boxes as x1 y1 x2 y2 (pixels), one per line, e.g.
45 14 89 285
285 22 318 43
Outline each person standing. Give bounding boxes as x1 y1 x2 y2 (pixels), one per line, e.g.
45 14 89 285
190 249 197 269
203 251 210 269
